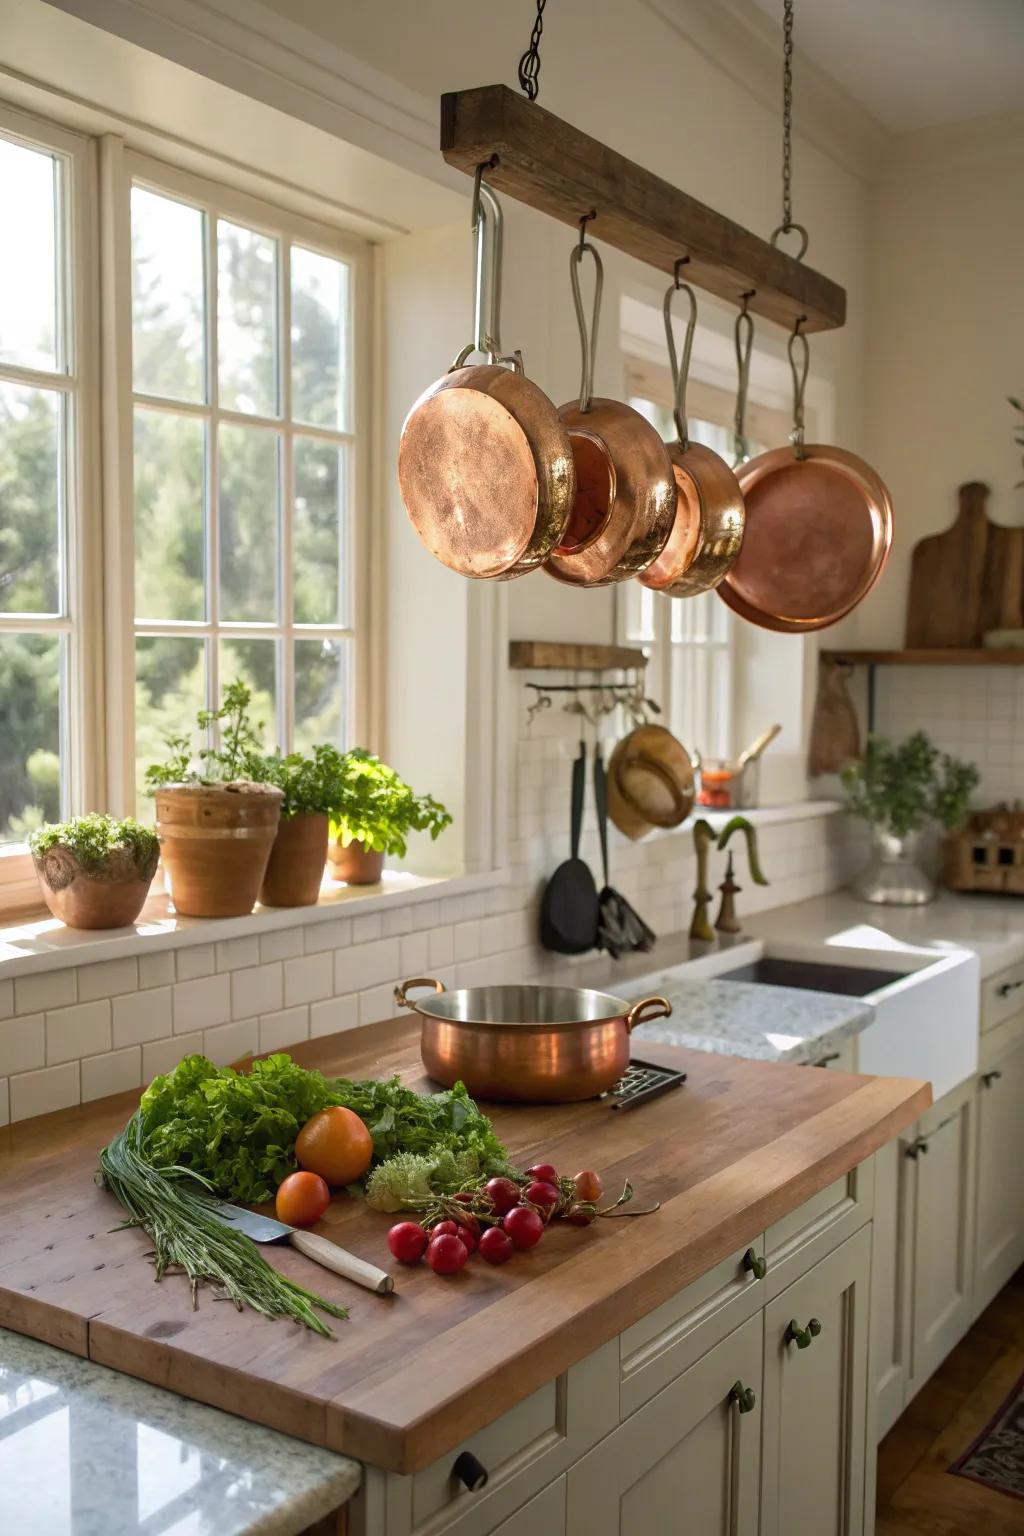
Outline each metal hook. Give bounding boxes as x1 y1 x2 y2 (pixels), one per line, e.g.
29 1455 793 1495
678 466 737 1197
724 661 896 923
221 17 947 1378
578 210 596 250
569 227 603 414
788 315 809 460
664 269 698 449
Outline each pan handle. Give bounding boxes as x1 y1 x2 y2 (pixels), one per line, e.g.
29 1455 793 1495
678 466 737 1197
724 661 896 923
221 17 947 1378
625 996 672 1033
394 977 446 1009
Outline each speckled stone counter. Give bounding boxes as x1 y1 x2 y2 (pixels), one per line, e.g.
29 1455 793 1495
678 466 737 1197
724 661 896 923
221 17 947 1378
0 1327 360 1536
620 974 874 1065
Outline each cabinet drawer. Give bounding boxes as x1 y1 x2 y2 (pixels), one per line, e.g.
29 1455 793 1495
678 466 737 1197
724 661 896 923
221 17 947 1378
619 1238 767 1417
764 1156 874 1302
982 960 1024 1033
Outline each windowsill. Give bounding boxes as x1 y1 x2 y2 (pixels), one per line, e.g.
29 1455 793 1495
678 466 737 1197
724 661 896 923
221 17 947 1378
636 799 845 841
0 867 508 981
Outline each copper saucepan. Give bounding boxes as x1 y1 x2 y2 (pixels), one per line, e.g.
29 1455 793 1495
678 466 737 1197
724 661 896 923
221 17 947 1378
639 267 745 597
545 231 677 587
718 320 893 633
398 169 575 580
395 978 671 1103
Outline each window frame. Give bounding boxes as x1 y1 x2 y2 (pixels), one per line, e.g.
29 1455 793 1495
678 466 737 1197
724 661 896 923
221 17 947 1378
0 102 102 912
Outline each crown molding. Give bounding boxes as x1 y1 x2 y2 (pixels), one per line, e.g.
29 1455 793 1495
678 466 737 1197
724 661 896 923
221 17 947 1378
878 108 1024 182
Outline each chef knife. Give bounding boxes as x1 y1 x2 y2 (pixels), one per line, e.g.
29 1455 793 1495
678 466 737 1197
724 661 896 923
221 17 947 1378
212 1202 394 1295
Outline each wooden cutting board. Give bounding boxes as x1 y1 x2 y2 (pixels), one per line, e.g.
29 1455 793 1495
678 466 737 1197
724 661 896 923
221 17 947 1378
906 481 1024 648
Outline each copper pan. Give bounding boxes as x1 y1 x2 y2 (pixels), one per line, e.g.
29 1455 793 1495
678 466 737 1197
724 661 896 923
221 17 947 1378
545 232 676 588
398 170 575 580
640 268 745 597
395 977 671 1103
718 323 893 632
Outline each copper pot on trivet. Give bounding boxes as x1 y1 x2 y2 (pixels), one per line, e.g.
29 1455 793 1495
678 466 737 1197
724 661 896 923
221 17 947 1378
395 978 671 1103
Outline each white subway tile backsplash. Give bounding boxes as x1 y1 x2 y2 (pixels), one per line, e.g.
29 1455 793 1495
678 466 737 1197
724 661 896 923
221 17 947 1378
173 974 231 1034
427 925 454 969
46 1000 111 1064
412 900 440 931
0 979 14 1021
0 1077 8 1127
283 952 333 1008
113 987 173 1048
143 1032 203 1079
216 936 261 972
231 962 283 1019
259 1007 309 1053
310 994 358 1038
139 951 175 990
78 958 138 1002
204 1017 259 1066
358 985 396 1027
81 1046 142 1102
352 912 382 944
454 920 481 962
10 1061 80 1122
335 938 400 994
15 969 75 1016
304 916 351 954
382 906 413 938
176 944 215 981
0 1014 45 1077
399 931 430 976
259 927 304 963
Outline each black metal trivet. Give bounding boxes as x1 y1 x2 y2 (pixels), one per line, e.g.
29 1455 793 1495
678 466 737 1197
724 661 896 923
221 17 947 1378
604 1057 687 1112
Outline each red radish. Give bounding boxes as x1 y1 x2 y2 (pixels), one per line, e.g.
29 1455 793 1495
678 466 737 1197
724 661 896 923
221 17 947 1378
387 1221 428 1263
526 1162 558 1184
504 1205 544 1250
525 1180 560 1214
430 1220 461 1241
562 1204 597 1226
485 1177 521 1216
455 1224 479 1254
479 1227 514 1265
427 1234 469 1275
573 1170 603 1203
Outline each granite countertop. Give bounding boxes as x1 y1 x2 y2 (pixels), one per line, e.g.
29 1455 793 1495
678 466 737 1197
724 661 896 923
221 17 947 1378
0 1328 361 1536
619 973 874 1065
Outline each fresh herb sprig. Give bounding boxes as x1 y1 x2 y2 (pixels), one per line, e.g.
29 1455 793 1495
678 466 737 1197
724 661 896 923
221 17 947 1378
250 744 349 820
330 749 451 858
28 813 159 879
841 731 979 837
145 681 266 791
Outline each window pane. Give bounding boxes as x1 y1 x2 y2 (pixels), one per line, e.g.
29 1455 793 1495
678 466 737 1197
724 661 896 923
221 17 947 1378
220 638 277 750
135 636 207 810
291 246 349 430
0 383 61 615
294 438 345 625
219 424 279 623
218 220 277 417
0 137 59 373
294 637 347 753
134 410 205 621
0 633 63 844
132 187 206 402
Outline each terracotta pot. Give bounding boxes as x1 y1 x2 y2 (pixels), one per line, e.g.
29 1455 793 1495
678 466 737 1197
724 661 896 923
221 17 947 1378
155 782 283 918
259 812 329 908
327 838 384 886
32 845 158 930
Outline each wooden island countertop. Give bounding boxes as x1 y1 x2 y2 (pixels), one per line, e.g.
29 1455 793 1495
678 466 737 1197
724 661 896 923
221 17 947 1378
0 1016 929 1474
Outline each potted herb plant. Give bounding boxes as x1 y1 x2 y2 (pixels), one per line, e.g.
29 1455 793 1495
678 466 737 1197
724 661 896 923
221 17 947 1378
254 744 348 908
841 731 979 905
145 682 282 919
29 814 160 929
327 749 452 885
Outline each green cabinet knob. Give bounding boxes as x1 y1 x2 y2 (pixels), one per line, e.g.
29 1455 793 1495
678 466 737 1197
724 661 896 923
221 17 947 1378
742 1248 767 1281
730 1380 756 1413
785 1317 822 1350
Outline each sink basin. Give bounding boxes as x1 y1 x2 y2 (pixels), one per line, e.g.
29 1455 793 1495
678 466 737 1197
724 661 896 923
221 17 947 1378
716 956 910 998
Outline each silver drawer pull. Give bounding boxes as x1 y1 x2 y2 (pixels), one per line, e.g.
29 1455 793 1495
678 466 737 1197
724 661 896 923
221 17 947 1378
452 1451 489 1493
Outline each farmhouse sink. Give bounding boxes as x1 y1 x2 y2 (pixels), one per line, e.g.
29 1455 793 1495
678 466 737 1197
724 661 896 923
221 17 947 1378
715 956 910 998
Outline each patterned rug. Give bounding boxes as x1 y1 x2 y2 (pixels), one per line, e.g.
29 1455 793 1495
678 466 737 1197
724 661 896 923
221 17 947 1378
949 1367 1024 1500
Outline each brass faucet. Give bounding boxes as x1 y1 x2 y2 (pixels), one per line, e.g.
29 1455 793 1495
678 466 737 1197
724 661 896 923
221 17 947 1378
690 815 768 942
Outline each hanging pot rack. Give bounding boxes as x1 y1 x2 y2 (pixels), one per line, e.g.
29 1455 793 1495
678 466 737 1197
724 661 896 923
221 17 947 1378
440 85 845 334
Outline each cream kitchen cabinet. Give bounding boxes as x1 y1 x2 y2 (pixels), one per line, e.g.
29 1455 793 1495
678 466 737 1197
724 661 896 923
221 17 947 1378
973 1016 1024 1317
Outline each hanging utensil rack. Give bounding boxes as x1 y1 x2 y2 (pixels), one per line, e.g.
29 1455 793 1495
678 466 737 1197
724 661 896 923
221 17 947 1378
441 86 845 333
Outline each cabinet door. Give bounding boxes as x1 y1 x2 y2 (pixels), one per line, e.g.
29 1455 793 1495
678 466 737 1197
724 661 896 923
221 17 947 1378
871 1138 913 1441
566 1314 762 1536
974 1036 1024 1316
761 1225 871 1536
907 1079 976 1397
491 1478 565 1535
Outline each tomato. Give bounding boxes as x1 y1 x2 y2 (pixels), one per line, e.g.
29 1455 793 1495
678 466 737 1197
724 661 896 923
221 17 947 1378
478 1227 514 1265
524 1180 560 1215
275 1171 330 1228
573 1170 603 1203
485 1177 522 1216
296 1106 373 1186
427 1234 469 1275
387 1221 428 1264
526 1162 558 1184
503 1205 544 1250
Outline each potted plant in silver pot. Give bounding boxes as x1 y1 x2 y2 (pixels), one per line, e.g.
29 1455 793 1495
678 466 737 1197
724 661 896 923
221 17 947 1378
842 731 979 905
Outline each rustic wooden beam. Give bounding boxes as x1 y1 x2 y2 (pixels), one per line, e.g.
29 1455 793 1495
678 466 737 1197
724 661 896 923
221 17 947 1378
441 85 846 334
508 640 647 671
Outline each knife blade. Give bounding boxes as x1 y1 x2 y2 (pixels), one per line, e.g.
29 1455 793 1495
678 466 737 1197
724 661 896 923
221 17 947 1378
213 1201 394 1295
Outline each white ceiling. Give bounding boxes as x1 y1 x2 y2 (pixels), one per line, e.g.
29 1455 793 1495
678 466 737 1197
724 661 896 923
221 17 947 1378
748 0 1024 133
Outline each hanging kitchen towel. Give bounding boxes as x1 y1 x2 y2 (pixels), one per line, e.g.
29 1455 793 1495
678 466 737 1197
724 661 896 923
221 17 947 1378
594 743 656 960
539 743 600 955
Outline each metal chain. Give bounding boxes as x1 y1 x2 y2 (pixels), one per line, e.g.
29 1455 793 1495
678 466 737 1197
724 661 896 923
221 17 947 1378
781 0 793 232
518 0 547 101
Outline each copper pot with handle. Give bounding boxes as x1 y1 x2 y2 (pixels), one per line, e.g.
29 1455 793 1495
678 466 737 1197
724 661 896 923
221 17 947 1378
395 978 671 1103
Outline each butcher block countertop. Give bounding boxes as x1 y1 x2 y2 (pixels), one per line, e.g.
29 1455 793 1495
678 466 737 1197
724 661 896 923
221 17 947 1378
0 1016 930 1476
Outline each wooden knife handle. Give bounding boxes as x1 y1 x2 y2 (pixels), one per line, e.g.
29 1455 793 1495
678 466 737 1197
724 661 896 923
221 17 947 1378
290 1230 395 1295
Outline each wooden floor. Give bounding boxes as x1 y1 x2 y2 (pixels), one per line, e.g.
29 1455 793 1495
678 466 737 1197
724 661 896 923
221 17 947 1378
876 1267 1024 1534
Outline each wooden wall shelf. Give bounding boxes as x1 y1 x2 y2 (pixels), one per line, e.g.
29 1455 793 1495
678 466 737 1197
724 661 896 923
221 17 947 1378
441 85 846 334
509 641 647 672
821 648 1024 667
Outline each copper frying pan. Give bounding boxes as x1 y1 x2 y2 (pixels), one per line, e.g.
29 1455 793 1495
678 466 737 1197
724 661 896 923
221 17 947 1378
399 168 575 580
545 230 676 587
718 322 893 633
639 266 745 597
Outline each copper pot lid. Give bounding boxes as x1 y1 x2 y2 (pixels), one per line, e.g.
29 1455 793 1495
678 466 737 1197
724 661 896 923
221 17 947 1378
544 232 676 588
